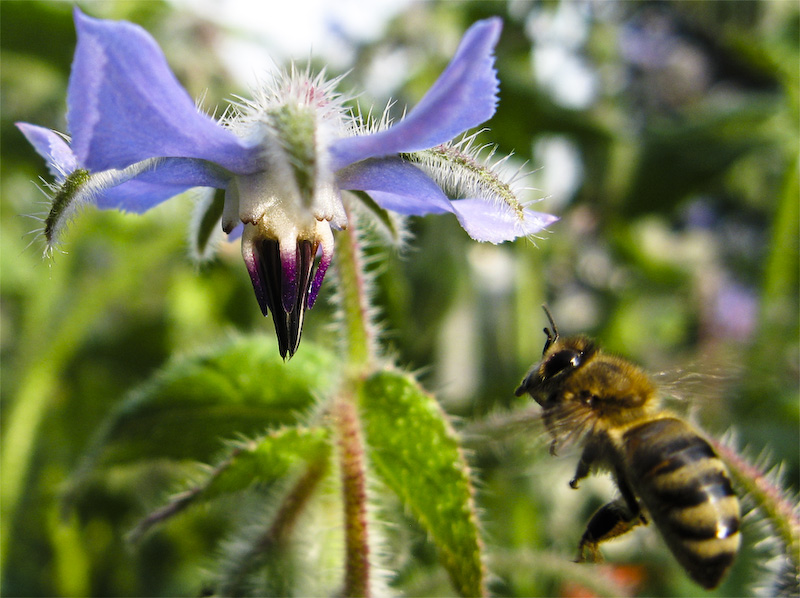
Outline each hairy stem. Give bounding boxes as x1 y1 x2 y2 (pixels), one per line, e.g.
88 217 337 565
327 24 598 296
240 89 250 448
712 438 800 566
334 209 376 373
329 204 384 595
334 395 371 596
335 393 371 597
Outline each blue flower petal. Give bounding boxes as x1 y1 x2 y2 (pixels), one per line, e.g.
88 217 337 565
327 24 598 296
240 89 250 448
226 223 244 241
95 181 195 212
449 199 559 243
337 157 452 214
17 121 230 213
94 159 230 212
330 18 502 171
338 157 557 243
16 123 77 181
68 8 257 175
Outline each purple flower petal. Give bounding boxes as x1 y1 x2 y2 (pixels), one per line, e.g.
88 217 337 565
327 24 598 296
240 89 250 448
93 158 230 212
16 123 77 181
449 199 559 243
339 156 557 242
337 157 452 215
18 122 231 213
330 17 502 170
308 227 333 308
226 223 244 241
94 181 192 211
68 8 257 175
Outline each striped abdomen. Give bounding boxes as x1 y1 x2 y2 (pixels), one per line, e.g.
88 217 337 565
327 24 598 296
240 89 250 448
623 417 740 589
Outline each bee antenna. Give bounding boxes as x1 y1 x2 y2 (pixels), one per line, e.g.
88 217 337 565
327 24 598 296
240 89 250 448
541 304 559 353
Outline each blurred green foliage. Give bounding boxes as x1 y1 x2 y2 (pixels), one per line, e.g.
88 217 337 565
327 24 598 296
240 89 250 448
1 0 797 596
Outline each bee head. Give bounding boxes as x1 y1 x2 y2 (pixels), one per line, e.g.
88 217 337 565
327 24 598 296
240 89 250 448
515 306 597 403
541 304 559 355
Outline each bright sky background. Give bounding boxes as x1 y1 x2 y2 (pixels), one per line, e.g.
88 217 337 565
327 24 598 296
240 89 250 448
171 0 412 86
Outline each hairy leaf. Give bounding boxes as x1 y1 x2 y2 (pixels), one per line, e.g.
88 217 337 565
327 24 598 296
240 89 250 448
74 336 337 475
130 426 330 540
358 370 485 597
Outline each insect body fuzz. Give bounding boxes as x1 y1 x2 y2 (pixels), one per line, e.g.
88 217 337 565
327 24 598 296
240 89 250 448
515 312 741 590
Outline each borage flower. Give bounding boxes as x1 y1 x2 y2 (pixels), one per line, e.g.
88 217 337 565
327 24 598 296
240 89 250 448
18 8 556 358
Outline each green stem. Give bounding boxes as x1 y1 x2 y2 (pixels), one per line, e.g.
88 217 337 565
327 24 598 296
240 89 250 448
335 393 371 597
329 206 381 596
760 155 798 319
334 210 377 373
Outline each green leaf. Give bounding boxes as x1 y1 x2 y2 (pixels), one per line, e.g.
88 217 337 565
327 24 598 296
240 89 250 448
194 427 329 499
75 336 337 472
358 370 485 597
130 426 331 541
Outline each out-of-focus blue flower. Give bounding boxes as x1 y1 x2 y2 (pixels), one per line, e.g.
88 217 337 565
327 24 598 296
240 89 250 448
18 8 556 358
713 279 757 341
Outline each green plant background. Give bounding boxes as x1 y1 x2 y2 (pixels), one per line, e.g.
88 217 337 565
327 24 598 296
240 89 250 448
1 1 797 596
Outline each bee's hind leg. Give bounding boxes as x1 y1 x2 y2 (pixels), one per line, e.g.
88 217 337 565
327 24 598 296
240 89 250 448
576 497 644 563
572 457 647 562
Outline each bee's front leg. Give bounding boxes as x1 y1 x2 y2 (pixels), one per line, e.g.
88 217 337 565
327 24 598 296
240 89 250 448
569 444 595 489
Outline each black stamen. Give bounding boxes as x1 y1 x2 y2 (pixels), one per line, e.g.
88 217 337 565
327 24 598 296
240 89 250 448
248 238 322 359
285 240 315 357
257 239 291 358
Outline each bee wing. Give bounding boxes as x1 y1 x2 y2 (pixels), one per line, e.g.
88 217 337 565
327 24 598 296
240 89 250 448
541 400 600 453
653 363 739 408
461 404 545 448
461 400 598 456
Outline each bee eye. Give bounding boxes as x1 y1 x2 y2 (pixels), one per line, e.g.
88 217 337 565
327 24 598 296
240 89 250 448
544 349 583 379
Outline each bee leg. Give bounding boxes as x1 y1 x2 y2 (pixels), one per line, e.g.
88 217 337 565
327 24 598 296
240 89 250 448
614 470 649 526
569 445 595 489
576 498 642 564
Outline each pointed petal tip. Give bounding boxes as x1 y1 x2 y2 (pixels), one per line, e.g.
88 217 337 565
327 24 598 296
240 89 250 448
72 5 102 32
451 200 559 243
330 16 504 170
17 122 78 181
471 16 503 41
67 6 254 174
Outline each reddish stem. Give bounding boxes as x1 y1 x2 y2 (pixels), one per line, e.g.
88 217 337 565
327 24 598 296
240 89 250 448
336 394 371 597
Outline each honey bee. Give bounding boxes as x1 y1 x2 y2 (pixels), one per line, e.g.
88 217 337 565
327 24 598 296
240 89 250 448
514 307 741 590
